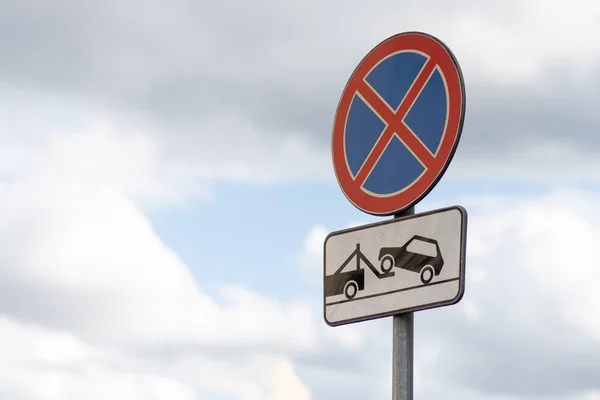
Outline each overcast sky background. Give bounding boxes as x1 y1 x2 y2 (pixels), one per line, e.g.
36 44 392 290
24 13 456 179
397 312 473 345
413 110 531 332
1 0 600 399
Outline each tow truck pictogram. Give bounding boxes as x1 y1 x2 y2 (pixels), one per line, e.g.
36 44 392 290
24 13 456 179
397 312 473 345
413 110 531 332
325 236 446 300
324 243 395 300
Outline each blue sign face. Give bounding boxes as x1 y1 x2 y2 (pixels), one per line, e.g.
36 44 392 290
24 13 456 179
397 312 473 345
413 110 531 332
332 32 465 216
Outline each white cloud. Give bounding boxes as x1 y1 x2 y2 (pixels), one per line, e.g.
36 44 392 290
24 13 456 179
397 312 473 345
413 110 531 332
266 359 311 400
411 189 600 398
0 317 197 400
0 122 348 399
299 225 327 278
0 315 318 400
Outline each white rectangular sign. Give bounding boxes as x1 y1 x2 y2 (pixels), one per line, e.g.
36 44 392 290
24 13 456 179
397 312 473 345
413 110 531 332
323 206 467 326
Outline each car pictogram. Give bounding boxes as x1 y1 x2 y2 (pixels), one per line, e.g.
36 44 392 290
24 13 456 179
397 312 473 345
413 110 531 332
378 235 444 284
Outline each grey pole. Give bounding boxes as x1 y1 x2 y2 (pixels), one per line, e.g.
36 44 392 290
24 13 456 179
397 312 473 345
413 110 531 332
392 206 415 400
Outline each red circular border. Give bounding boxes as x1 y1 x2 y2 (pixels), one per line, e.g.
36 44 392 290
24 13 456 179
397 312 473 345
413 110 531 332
332 32 465 216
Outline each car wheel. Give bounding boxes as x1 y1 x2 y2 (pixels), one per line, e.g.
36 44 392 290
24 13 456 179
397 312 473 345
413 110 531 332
344 281 358 300
380 255 394 273
420 265 435 285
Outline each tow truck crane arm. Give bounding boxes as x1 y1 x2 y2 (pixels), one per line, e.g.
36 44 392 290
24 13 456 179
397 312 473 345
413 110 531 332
355 244 395 279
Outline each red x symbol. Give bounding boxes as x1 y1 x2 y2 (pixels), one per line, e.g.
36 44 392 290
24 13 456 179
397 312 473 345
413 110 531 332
331 32 465 216
352 58 439 188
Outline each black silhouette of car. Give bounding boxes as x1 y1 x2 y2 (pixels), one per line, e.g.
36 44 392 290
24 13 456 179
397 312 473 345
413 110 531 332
324 265 365 300
378 235 444 285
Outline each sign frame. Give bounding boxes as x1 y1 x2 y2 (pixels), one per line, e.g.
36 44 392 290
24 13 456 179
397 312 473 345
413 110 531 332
323 205 468 327
331 31 467 216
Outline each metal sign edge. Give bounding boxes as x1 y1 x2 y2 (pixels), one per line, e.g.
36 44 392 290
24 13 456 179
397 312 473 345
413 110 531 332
330 31 467 217
322 205 468 327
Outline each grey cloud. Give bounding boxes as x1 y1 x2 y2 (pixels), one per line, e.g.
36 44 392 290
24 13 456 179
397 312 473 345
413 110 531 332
463 71 600 155
5 0 598 176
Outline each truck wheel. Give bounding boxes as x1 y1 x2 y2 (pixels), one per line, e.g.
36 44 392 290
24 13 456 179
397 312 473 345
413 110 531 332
380 255 394 273
420 266 435 285
344 281 358 300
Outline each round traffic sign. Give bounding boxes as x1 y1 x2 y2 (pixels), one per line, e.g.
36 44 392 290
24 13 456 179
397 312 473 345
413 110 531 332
332 32 466 216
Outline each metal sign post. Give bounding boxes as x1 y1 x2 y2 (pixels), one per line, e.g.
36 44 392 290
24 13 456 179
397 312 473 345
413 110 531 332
393 207 414 400
393 312 414 400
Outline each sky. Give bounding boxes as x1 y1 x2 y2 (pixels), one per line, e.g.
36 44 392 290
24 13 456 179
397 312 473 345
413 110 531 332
1 0 600 399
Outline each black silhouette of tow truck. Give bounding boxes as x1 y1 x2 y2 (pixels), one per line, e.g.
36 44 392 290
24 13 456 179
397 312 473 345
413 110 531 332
324 243 394 300
378 235 444 285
